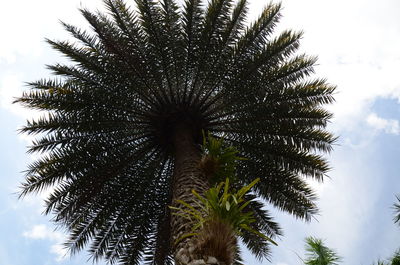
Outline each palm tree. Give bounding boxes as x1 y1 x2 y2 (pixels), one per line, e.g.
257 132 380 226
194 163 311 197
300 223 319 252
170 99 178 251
304 237 341 265
373 249 400 265
392 250 400 265
394 195 400 225
373 199 400 265
16 0 335 264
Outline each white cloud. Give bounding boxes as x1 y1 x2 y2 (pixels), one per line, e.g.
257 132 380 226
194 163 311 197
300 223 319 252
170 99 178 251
367 113 400 135
0 73 41 146
0 73 42 122
23 224 67 262
0 74 23 114
23 224 63 241
0 0 104 63
51 244 69 262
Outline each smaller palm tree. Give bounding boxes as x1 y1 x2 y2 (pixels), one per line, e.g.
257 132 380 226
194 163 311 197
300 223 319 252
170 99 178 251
304 237 341 265
373 250 400 265
392 250 400 265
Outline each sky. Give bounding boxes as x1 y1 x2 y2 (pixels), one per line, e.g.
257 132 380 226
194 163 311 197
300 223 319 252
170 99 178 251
0 0 399 264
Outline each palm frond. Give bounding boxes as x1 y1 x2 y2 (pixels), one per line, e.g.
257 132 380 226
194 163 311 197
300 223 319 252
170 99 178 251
304 237 341 265
394 195 400 225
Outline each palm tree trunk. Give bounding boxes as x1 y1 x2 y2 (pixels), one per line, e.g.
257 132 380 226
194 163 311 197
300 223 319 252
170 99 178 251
171 125 236 265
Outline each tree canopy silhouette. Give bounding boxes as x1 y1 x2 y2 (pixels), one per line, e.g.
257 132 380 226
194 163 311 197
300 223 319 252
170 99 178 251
16 0 336 264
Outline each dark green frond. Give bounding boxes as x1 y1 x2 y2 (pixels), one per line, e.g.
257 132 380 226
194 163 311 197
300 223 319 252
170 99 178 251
239 195 282 260
236 2 281 54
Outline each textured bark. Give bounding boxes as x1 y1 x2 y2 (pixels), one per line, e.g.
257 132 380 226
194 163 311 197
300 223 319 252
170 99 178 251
171 125 236 265
187 220 237 265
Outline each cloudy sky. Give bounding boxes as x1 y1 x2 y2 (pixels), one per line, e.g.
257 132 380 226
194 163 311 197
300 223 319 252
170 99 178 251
1 0 400 264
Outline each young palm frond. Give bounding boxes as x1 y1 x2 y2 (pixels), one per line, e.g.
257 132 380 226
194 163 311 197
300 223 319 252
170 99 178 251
304 237 341 265
172 178 276 243
16 0 335 264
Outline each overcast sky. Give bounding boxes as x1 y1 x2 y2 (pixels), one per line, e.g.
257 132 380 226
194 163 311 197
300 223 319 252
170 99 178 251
1 0 400 264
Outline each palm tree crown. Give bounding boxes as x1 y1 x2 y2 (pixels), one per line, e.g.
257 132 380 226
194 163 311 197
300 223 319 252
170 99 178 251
304 237 341 265
16 0 335 264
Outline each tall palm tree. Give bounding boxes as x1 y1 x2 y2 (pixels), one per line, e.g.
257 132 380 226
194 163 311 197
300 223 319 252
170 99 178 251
304 237 341 265
16 0 335 264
